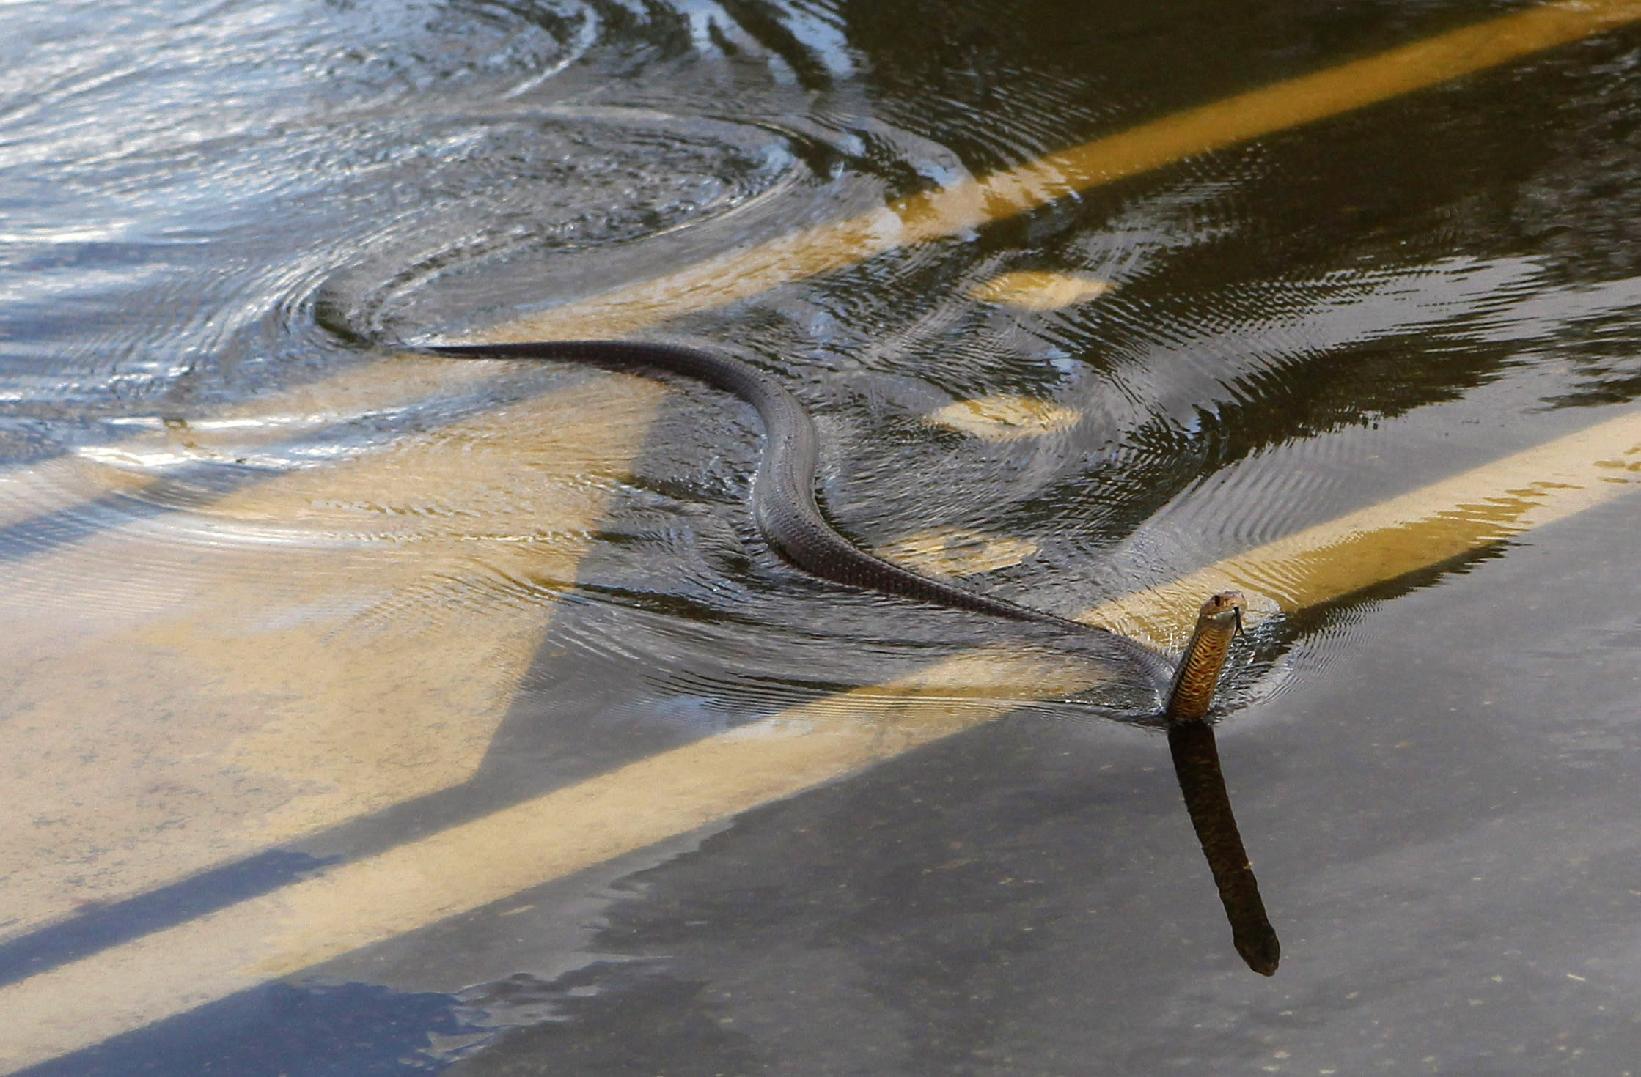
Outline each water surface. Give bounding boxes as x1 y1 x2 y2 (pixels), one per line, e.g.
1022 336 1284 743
1 0 1639 1072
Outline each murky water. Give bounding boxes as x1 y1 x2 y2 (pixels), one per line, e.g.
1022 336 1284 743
2 0 1639 1072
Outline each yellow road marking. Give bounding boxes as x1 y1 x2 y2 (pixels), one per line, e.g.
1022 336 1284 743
487 0 1641 344
925 394 1085 439
3 408 1637 1070
0 455 155 531
0 0 1629 493
970 271 1116 310
0 375 663 939
878 527 1040 577
10 0 1627 938
3 0 1641 1065
1099 411 1641 641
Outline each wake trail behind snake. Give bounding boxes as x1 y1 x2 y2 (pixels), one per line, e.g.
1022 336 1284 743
414 338 1178 687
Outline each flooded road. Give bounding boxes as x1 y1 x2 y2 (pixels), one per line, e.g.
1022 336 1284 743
2 0 1639 1071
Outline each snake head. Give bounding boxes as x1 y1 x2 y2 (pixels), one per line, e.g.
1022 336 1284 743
1198 591 1247 636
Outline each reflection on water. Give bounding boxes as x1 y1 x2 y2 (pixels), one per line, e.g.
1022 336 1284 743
2 0 1640 1070
1167 719 1279 976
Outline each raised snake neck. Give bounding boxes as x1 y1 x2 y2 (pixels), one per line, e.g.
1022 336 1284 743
1164 592 1246 721
420 339 1173 683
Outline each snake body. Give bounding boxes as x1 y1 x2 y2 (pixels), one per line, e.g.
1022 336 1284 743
421 339 1175 682
1164 592 1246 721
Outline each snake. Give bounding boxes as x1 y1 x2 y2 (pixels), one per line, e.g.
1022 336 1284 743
418 339 1241 712
1165 591 1247 721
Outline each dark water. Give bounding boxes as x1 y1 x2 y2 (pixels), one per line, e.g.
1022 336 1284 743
2 0 1640 1072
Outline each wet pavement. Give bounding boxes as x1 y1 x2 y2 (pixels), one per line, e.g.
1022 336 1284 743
2 0 1640 1072
446 524 1641 1076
